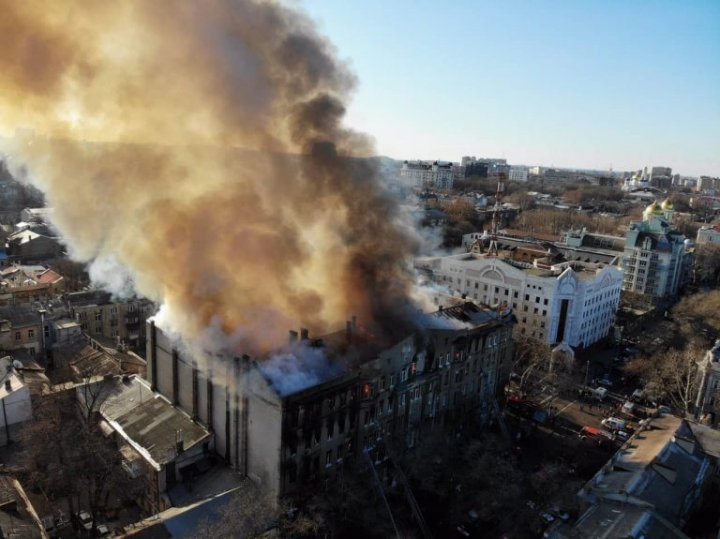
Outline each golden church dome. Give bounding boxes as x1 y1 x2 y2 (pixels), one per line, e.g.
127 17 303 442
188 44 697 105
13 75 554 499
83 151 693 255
660 198 674 210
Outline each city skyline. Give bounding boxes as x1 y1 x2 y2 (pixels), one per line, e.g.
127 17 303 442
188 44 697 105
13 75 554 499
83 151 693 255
302 0 720 177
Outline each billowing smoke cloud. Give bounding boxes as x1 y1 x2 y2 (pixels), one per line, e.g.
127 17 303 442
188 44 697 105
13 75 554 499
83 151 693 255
0 1 417 354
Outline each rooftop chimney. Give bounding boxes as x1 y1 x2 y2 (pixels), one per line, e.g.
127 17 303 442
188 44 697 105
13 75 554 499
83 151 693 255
351 315 357 330
4 379 11 392
346 320 352 343
176 429 184 453
289 330 298 346
300 328 309 341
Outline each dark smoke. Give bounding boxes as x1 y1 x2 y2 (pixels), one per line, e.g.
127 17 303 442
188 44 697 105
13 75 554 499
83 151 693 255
0 1 418 354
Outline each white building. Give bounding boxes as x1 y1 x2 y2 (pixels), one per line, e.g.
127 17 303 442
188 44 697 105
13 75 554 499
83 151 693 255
622 200 687 303
0 358 32 446
419 253 622 347
399 160 454 190
696 224 720 245
509 167 529 182
696 340 720 425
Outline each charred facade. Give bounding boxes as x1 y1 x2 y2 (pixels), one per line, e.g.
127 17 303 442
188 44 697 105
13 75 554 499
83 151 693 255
146 302 514 499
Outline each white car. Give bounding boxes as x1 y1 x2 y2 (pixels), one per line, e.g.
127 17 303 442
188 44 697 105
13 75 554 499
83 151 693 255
602 417 627 431
77 511 92 531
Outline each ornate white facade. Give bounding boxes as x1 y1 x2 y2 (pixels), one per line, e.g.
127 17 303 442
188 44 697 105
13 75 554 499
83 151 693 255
420 253 622 347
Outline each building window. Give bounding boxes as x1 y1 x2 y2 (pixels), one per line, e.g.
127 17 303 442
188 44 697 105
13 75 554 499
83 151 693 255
27 329 34 339
14 331 21 341
326 451 332 466
525 294 529 301
543 298 548 305
94 312 102 321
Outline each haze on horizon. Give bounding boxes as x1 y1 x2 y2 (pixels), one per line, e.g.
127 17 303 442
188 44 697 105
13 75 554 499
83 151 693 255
303 0 720 178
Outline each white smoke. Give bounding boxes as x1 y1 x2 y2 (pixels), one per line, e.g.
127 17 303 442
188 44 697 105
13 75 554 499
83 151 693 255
258 342 344 397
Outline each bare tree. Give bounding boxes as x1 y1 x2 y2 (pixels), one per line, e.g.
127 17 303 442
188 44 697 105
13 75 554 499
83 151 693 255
626 346 702 415
512 335 553 394
694 243 720 286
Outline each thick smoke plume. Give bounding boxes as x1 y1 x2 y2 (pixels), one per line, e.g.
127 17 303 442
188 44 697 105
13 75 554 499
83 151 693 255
0 1 417 354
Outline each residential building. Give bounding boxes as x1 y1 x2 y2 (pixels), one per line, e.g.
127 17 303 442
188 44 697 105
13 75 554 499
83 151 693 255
5 227 62 262
622 200 688 303
399 160 454 190
552 414 720 538
0 265 64 306
0 356 33 446
696 224 720 245
417 249 622 347
51 333 146 383
146 302 515 499
78 375 212 515
0 307 42 360
66 291 155 354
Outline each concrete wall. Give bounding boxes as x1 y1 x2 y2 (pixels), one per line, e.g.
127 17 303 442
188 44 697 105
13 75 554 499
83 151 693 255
247 367 282 498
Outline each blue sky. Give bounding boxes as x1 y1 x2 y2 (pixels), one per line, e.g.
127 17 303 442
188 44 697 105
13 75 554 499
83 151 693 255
301 0 720 177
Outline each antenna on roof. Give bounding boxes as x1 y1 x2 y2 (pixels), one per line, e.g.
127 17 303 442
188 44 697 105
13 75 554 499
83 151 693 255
487 172 505 256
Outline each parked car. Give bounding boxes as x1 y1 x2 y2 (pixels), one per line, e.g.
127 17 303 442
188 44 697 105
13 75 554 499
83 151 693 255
76 511 93 532
601 417 627 431
597 377 614 388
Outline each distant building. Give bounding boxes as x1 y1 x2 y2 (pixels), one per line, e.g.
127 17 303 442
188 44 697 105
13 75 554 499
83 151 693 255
697 176 720 193
621 167 651 192
463 157 509 179
650 166 672 189
399 160 454 190
696 224 720 245
622 200 688 303
509 167 528 182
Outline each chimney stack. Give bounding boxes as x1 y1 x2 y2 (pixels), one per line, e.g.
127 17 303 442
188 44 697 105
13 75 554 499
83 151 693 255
346 320 352 343
300 328 309 341
289 330 298 346
351 315 357 330
4 379 11 392
176 429 184 453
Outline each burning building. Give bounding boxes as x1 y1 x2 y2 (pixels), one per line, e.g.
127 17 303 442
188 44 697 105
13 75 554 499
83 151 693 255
147 301 514 498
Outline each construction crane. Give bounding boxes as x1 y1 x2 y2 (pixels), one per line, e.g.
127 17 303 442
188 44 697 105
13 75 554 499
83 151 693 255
486 172 506 256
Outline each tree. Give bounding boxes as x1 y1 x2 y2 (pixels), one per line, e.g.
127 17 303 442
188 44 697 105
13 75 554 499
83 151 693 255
18 376 141 536
512 335 553 394
694 243 720 286
625 346 702 415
